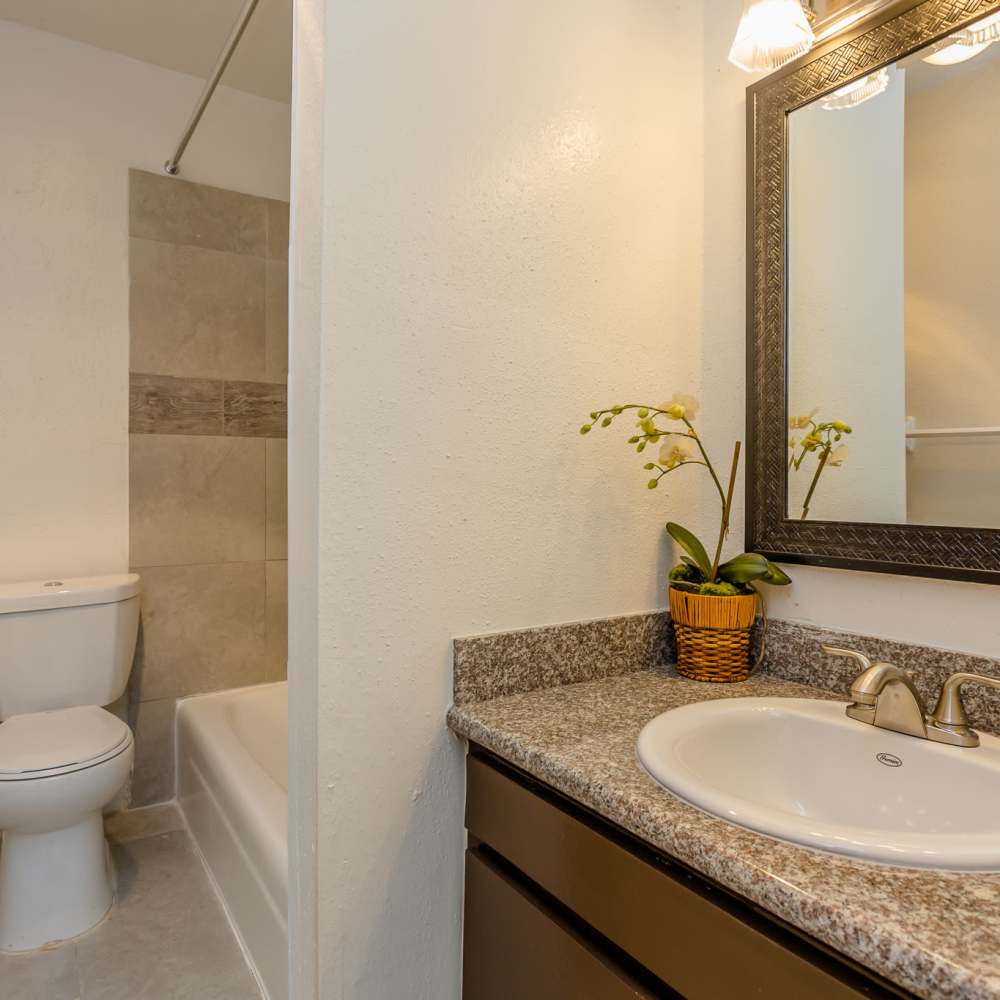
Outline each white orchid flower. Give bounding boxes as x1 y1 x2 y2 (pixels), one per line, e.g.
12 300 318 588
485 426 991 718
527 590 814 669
658 440 693 470
788 407 819 430
659 393 700 422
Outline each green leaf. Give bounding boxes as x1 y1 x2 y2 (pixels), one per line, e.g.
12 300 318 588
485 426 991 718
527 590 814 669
679 556 707 581
718 552 792 587
761 561 792 586
666 522 712 580
717 552 770 584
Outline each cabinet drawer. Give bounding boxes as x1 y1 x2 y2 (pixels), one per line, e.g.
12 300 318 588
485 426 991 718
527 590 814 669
464 848 658 1000
466 750 905 1000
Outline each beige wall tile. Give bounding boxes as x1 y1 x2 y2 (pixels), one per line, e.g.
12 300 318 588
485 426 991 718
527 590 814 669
266 198 289 261
265 259 289 381
131 562 268 702
223 379 287 437
130 435 265 567
129 697 175 807
129 168 267 257
265 438 288 560
266 560 288 681
130 238 266 381
130 372 223 435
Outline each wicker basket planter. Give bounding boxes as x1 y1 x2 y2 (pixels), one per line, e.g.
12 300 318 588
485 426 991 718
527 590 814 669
668 587 758 683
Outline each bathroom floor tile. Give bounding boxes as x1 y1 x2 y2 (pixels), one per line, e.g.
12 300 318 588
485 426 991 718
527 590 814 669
75 830 262 1000
3 824 262 1000
0 944 80 1000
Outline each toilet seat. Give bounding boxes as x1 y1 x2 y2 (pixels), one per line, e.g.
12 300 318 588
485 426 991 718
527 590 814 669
0 706 132 781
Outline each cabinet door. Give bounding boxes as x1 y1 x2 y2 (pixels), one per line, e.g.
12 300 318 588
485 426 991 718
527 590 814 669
463 849 661 1000
466 751 910 1000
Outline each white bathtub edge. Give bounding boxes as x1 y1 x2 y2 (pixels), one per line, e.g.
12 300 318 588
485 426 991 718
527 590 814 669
176 682 289 1000
178 803 271 1000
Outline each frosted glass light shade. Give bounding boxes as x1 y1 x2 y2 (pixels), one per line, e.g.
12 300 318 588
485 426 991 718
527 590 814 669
820 67 891 110
922 12 1000 65
728 0 815 73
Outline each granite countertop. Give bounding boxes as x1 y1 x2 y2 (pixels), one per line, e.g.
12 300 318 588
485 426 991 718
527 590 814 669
447 667 1000 1000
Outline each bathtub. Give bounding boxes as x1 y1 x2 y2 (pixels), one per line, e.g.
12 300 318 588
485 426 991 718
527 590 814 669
177 682 287 1000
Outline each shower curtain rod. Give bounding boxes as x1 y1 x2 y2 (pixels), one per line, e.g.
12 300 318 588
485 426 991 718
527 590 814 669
164 0 261 176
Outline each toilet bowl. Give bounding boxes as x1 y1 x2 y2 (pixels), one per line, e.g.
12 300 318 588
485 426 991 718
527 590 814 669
0 705 134 952
0 575 140 952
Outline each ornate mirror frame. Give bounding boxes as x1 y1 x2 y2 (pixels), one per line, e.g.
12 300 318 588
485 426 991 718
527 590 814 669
745 0 1000 585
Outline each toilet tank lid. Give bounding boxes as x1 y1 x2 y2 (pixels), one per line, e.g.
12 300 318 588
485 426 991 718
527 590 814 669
0 574 140 614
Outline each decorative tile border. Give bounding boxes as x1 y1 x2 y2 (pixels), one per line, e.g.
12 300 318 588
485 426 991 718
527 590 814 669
223 379 287 438
130 372 223 435
454 611 1000 734
453 612 673 705
129 372 286 438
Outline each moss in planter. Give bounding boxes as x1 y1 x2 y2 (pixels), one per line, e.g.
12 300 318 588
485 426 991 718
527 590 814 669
697 581 743 597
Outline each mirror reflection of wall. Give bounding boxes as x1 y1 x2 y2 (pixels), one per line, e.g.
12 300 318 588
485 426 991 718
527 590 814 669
904 38 1000 529
785 14 1000 528
787 65 907 524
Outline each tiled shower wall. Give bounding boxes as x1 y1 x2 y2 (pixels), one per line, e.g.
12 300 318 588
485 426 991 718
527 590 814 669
126 169 288 805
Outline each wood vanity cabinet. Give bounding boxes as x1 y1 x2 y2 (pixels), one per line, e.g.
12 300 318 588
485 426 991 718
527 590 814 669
462 747 915 1000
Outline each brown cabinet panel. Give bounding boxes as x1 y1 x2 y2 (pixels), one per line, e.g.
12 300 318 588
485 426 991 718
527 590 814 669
466 751 909 1000
463 849 657 1000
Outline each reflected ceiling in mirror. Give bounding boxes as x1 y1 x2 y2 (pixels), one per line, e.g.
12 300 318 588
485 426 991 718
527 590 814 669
786 16 1000 529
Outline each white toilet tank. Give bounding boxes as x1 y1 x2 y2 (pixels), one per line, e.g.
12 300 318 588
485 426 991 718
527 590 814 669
0 574 141 721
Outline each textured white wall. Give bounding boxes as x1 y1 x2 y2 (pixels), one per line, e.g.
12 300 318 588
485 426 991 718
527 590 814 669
287 0 322 994
290 0 707 996
0 21 290 585
704 0 1000 658
288 5 1000 998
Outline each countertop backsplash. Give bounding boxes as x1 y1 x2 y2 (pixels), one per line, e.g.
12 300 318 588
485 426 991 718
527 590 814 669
454 610 1000 736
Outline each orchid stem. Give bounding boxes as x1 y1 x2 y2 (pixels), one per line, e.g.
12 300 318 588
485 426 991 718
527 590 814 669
710 441 741 582
800 447 829 520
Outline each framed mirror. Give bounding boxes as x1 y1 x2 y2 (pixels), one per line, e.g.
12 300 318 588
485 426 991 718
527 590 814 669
746 0 1000 584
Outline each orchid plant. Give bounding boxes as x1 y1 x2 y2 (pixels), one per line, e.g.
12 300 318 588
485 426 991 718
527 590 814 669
580 394 791 596
788 409 853 520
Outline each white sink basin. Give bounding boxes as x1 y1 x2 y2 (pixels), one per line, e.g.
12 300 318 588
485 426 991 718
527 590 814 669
637 697 1000 870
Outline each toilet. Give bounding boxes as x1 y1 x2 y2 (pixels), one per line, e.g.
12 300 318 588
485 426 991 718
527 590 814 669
0 574 140 953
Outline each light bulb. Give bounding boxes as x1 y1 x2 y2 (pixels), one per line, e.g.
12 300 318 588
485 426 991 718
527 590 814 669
728 0 816 73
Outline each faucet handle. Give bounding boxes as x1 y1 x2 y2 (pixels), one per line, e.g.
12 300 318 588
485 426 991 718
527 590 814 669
821 644 872 672
927 672 1000 748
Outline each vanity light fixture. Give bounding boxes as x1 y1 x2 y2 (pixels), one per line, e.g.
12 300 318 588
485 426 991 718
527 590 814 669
819 66 891 109
812 0 885 42
728 0 815 73
922 12 1000 66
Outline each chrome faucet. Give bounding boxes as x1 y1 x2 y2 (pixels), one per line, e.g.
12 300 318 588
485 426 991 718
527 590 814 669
822 645 1000 748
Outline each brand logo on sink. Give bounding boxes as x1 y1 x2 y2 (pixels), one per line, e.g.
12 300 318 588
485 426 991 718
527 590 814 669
876 752 903 768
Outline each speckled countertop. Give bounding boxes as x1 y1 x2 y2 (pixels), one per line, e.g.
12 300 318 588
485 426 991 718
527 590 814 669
447 667 1000 1000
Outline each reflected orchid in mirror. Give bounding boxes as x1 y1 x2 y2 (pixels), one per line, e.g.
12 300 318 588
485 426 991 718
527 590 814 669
788 409 853 520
